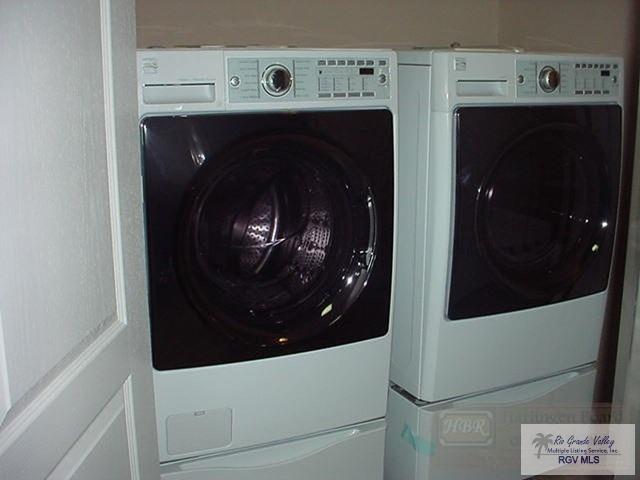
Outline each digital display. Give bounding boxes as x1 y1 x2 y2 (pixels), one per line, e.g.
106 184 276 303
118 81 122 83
601 70 611 77
359 68 374 75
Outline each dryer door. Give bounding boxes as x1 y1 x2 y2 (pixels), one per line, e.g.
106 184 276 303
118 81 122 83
449 105 621 320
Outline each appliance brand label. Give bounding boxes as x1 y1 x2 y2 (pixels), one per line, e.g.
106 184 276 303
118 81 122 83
142 57 158 75
454 57 467 71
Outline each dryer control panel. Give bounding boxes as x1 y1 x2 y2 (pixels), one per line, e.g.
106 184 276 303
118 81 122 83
227 56 391 102
516 60 620 97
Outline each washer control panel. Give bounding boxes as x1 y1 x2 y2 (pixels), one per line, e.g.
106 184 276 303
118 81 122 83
227 56 391 102
516 60 620 97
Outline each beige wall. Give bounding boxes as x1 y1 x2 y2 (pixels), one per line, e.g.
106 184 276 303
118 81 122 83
136 0 499 49
498 0 635 54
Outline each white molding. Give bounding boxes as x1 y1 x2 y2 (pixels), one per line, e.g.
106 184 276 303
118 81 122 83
0 311 10 424
100 0 128 328
124 376 141 480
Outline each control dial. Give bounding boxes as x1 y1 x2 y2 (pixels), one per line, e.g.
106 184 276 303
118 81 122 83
538 66 559 93
261 64 293 97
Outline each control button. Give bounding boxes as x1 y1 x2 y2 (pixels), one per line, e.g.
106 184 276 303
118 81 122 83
366 60 374 66
606 64 611 68
356 60 365 66
378 73 387 85
328 60 337 66
229 75 241 87
575 90 584 95
594 90 602 94
362 91 375 97
584 74 595 91
612 76 618 84
575 63 581 68
337 60 346 66
333 92 346 98
594 74 604 92
378 60 387 66
347 60 356 66
517 74 525 84
318 92 331 98
603 90 610 95
348 92 361 97
317 60 326 66
334 77 348 92
318 77 333 92
585 90 593 94
538 66 560 93
261 64 292 97
348 77 362 91
588 63 593 68
581 63 587 68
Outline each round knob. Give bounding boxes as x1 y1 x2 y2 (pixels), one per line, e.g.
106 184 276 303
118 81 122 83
229 76 241 88
538 66 559 93
261 64 292 97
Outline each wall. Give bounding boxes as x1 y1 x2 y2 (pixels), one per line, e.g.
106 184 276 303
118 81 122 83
136 0 499 49
615 253 640 466
613 11 640 456
498 0 635 55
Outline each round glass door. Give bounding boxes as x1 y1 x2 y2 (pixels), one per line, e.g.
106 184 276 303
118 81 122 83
176 134 377 346
475 123 613 298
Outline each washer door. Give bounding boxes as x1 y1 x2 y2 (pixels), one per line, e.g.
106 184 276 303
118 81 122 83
142 110 393 370
449 105 621 320
178 134 376 346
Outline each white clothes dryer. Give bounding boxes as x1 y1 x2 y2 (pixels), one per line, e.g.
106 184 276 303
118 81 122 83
392 49 622 402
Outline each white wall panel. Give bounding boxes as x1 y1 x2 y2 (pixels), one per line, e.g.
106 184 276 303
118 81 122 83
48 385 132 480
0 0 118 404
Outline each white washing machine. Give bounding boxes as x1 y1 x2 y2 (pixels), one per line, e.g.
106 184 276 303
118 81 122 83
392 49 623 402
137 48 397 475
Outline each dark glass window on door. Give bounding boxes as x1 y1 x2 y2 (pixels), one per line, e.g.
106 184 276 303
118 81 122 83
177 134 378 346
449 105 621 320
141 110 393 369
